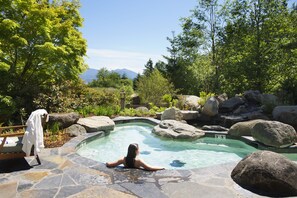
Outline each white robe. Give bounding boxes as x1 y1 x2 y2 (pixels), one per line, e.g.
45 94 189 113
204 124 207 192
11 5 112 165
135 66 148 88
22 109 48 156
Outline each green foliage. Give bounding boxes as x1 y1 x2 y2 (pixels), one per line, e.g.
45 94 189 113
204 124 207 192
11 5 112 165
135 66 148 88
33 80 120 113
118 106 166 117
76 105 120 117
162 94 172 106
0 0 87 116
136 69 175 106
143 59 154 76
198 92 215 106
0 95 16 122
48 122 60 135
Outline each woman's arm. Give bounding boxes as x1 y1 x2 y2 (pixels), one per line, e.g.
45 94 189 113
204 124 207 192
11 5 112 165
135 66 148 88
137 159 165 171
106 158 124 168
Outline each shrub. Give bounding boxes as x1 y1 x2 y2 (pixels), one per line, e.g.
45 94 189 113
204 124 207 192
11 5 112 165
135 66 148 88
198 91 215 106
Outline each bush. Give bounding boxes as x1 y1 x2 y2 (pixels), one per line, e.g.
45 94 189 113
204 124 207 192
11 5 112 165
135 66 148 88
198 91 215 106
0 95 16 123
76 105 120 117
136 69 175 106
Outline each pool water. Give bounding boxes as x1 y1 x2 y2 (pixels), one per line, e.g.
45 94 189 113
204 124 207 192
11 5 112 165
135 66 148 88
76 122 296 169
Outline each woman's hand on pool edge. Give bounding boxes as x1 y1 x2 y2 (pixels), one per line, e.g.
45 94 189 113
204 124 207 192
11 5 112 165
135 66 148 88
106 158 124 168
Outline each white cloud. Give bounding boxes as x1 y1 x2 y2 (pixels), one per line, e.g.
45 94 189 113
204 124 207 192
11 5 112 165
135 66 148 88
84 48 165 74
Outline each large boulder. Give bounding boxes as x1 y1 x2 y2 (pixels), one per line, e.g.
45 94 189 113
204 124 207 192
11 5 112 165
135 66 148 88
161 107 183 121
219 96 245 113
228 119 264 137
273 106 297 130
48 112 80 129
183 95 200 110
231 151 297 197
65 124 87 137
152 120 205 139
251 120 297 148
243 90 262 104
202 96 219 117
77 116 115 132
260 94 279 113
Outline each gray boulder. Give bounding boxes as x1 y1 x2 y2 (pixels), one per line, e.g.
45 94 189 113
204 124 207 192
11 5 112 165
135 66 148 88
65 124 87 137
251 120 297 148
273 106 297 130
219 96 245 113
184 95 200 110
77 116 115 132
202 96 219 116
152 120 205 139
228 119 264 137
180 110 199 121
161 107 183 121
243 90 262 103
231 151 297 197
216 93 228 104
49 112 80 129
135 106 149 112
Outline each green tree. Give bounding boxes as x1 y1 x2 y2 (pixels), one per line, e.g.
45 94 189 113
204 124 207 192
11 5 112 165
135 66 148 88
136 69 175 106
218 0 296 98
0 0 87 112
143 58 154 76
90 68 121 88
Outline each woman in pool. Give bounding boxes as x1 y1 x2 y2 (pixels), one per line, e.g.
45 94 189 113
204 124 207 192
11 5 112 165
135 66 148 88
106 143 165 171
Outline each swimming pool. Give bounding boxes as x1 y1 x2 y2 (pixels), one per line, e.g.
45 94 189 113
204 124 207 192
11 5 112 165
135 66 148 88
76 122 297 169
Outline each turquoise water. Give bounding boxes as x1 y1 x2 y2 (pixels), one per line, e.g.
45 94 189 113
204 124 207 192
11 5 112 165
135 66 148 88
76 122 296 169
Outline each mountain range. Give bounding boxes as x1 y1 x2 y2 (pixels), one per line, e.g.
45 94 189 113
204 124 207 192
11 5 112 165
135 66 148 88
80 68 138 83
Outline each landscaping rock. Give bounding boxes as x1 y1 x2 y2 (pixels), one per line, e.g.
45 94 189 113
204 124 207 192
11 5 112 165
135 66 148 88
135 106 149 112
231 150 297 197
202 96 219 116
49 113 80 129
272 106 297 130
243 90 261 104
233 105 248 115
260 94 279 112
180 110 199 121
161 107 183 121
65 124 87 137
152 120 205 139
201 125 228 131
216 93 228 104
219 115 247 128
219 96 245 113
228 119 264 137
77 116 115 132
251 120 297 148
184 95 200 110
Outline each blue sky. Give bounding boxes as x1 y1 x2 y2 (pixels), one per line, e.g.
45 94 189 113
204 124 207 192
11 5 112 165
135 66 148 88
79 0 197 73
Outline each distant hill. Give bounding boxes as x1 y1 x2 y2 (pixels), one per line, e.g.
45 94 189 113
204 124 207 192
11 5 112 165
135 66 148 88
112 68 138 79
80 68 138 83
79 68 98 83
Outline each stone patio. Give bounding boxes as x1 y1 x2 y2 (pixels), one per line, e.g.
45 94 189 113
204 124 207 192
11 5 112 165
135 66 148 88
0 130 269 198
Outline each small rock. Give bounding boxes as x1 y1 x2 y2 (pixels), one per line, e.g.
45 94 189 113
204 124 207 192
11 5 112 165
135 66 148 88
65 124 87 137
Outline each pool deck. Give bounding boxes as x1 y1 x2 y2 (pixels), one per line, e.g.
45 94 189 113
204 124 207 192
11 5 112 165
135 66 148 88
0 131 267 198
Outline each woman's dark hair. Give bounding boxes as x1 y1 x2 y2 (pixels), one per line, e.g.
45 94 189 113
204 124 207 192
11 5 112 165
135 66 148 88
125 143 138 168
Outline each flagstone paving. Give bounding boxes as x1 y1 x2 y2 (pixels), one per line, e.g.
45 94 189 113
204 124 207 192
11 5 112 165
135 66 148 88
0 132 266 198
